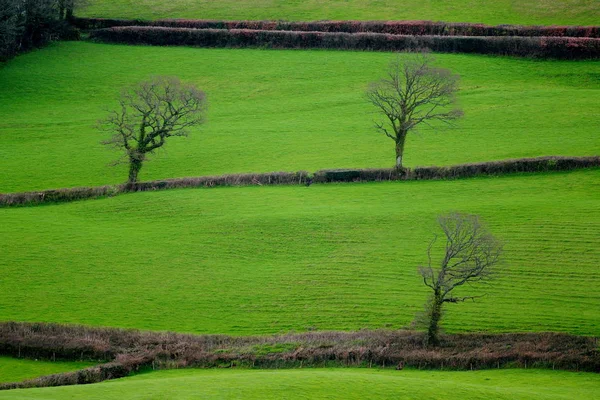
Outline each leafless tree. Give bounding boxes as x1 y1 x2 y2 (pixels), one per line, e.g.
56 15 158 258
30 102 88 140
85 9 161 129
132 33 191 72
366 52 463 169
57 0 88 20
101 76 207 184
419 213 503 346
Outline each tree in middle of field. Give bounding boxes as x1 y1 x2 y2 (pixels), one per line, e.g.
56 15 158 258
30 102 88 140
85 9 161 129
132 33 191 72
366 52 463 169
417 212 503 346
100 76 207 184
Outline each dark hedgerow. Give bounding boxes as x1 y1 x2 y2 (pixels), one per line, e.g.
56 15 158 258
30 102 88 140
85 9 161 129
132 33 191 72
89 27 600 59
1 157 598 207
71 17 600 38
0 322 598 391
312 156 600 183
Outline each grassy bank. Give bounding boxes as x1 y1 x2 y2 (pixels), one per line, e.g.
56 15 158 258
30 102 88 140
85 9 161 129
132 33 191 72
1 368 599 399
77 0 600 26
0 358 94 384
1 42 599 193
1 170 598 335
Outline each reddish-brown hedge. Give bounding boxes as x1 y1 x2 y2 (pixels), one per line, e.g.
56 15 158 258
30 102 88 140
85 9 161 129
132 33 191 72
71 17 600 38
0 322 598 390
89 27 600 59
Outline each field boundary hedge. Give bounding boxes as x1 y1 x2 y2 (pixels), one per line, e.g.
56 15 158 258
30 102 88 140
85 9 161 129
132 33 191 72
1 156 598 207
0 322 598 390
71 17 600 38
89 26 600 59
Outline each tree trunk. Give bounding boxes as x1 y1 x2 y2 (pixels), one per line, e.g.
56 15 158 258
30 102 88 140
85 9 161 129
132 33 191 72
427 291 443 346
128 157 143 184
395 134 407 169
65 2 74 20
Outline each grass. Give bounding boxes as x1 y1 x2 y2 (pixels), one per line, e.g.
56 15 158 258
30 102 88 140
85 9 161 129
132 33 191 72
0 357 94 384
0 169 598 336
0 368 598 399
77 0 600 26
1 42 599 193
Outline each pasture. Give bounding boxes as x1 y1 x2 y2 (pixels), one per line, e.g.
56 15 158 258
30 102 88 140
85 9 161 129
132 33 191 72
1 170 598 336
0 358 93 384
0 369 598 399
78 0 600 26
1 1 599 396
1 42 599 193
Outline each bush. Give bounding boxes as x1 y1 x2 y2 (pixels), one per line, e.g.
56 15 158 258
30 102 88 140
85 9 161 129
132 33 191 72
2 157 598 207
89 27 600 59
0 172 309 207
71 17 600 38
0 321 598 391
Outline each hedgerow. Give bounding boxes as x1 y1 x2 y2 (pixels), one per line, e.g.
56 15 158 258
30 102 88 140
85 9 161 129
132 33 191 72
1 157 598 207
71 17 600 38
0 322 598 390
89 27 600 59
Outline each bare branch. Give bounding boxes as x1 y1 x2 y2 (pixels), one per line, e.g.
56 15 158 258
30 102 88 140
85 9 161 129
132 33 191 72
366 52 462 169
417 213 503 346
99 76 207 184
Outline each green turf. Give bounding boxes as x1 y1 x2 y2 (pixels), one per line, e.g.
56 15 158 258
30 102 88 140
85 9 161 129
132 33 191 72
0 357 94 384
1 42 599 193
1 169 598 335
77 0 600 26
0 368 598 399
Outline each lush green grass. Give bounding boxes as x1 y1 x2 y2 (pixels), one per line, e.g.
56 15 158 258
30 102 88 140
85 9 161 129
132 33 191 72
1 169 598 335
78 0 600 26
0 368 598 399
1 42 599 193
0 357 93 384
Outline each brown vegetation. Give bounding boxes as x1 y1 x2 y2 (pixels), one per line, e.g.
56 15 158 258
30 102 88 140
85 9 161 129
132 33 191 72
89 27 600 59
71 17 600 38
0 322 598 390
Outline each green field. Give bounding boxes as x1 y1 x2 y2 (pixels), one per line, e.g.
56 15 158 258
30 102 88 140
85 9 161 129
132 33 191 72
0 368 598 399
78 0 600 26
0 357 94 384
2 0 600 397
1 42 599 193
1 169 598 335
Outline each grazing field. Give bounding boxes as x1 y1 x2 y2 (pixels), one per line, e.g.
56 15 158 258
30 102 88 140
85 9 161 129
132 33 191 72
1 42 599 193
78 0 600 26
0 357 94 384
1 170 598 335
0 368 598 399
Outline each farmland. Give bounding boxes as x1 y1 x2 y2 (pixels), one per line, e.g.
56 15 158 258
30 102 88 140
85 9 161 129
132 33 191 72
0 369 598 400
1 170 598 336
1 0 599 396
78 0 600 26
1 43 599 193
0 358 93 385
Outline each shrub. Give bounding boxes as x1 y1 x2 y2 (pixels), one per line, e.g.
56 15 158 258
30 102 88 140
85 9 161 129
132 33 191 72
89 27 600 59
0 322 598 391
2 157 598 207
71 17 600 38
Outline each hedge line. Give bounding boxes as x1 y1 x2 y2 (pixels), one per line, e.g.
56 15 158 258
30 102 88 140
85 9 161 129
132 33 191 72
313 156 600 183
89 27 600 59
0 171 309 207
1 156 598 207
71 17 600 38
0 322 598 390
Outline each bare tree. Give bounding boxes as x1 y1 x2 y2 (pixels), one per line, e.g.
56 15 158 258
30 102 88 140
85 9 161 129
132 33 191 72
58 0 88 20
101 76 207 184
419 213 503 346
366 52 463 169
